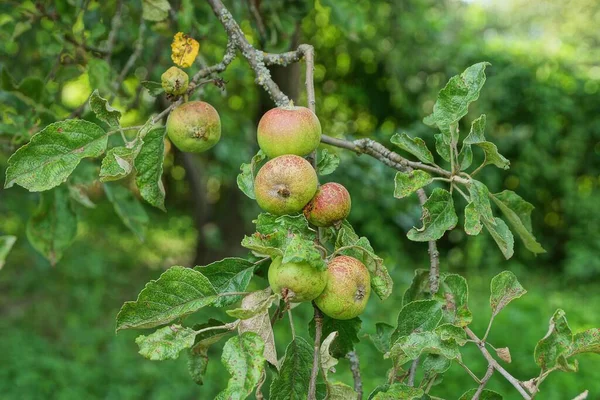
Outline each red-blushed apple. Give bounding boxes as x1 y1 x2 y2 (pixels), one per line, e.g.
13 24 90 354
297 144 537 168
304 182 351 227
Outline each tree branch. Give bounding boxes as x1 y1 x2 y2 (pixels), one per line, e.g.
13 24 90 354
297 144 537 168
465 327 532 399
308 304 323 400
407 357 419 387
346 351 363 399
472 365 494 399
104 0 123 63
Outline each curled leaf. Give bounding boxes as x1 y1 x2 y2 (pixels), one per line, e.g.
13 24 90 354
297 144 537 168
171 32 200 68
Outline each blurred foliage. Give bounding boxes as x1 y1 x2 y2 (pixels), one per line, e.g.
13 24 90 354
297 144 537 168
0 0 599 398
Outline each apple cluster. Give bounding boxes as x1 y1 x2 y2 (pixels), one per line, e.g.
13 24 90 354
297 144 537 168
254 106 371 320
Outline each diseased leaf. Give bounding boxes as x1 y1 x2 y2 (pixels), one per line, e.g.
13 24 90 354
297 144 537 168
403 269 431 305
216 332 266 400
4 120 108 192
104 183 149 241
434 134 451 162
227 293 279 320
89 90 121 128
317 148 340 175
171 32 200 68
238 289 279 368
136 324 196 360
237 150 267 199
437 274 472 327
195 258 255 307
388 328 463 366
463 115 510 170
282 235 326 271
310 315 361 358
459 389 503 400
100 144 140 182
26 187 77 266
468 180 495 225
390 133 434 164
394 170 432 199
490 271 527 317
269 337 313 400
141 81 165 96
188 319 232 385
0 235 17 270
328 382 358 399
483 217 514 259
142 0 171 21
407 188 457 242
368 322 395 354
464 202 482 235
115 266 217 331
371 383 424 400
318 332 359 399
135 127 167 210
458 142 473 171
391 299 443 344
491 190 545 254
570 328 600 356
535 309 573 371
422 354 452 375
335 222 392 300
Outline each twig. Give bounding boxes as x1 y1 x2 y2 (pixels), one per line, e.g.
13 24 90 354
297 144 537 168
104 0 123 63
346 351 363 399
308 304 323 400
465 327 532 399
189 40 236 89
407 358 419 387
247 0 267 42
416 188 440 294
472 365 494 399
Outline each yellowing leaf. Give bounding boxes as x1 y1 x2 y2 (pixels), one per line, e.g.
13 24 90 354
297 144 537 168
171 32 199 68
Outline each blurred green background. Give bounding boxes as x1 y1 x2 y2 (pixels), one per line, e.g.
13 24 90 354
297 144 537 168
1 0 599 398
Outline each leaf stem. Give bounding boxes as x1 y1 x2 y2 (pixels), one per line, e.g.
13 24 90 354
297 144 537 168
287 309 296 340
456 359 481 384
194 320 239 335
346 351 363 399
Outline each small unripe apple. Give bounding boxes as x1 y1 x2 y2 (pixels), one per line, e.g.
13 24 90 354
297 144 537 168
166 101 221 153
304 182 351 227
257 106 322 158
315 256 371 320
254 155 318 215
268 257 327 302
161 66 189 95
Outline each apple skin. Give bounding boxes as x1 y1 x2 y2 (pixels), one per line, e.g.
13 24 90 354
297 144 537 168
315 255 371 320
304 182 351 227
161 66 189 95
254 155 318 215
166 101 221 153
268 257 327 302
257 106 322 158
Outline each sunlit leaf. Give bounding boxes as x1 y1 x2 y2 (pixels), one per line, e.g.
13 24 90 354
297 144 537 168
136 324 196 360
171 32 199 68
393 170 432 199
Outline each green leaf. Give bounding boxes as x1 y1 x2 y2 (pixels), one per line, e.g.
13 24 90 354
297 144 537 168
310 315 361 358
369 322 395 354
335 222 393 300
187 319 232 385
391 299 443 344
434 134 451 162
437 274 472 327
4 120 108 192
490 271 527 317
491 191 545 254
393 170 432 199
282 235 326 271
390 133 434 164
227 293 280 319
135 324 196 360
216 332 266 400
317 148 340 175
87 58 112 91
100 145 140 182
141 81 165 96
371 383 424 399
115 266 218 331
468 180 495 225
319 332 359 399
135 127 167 211
238 289 279 368
237 150 267 199
464 115 510 170
0 236 17 270
429 62 490 142
458 142 473 171
26 187 77 266
89 90 121 128
535 309 573 371
483 217 514 259
195 258 255 307
269 337 313 400
459 388 503 400
403 269 431 305
389 329 463 366
407 188 457 242
328 382 358 400
104 183 149 241
464 202 482 235
142 0 171 22
422 354 452 375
